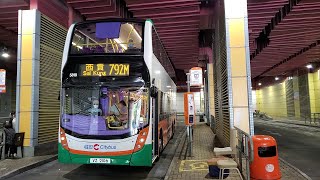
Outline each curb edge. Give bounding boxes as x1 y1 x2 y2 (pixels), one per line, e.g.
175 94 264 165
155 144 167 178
279 158 312 180
0 155 58 180
164 128 187 180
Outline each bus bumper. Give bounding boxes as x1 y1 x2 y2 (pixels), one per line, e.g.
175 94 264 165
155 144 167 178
58 143 152 166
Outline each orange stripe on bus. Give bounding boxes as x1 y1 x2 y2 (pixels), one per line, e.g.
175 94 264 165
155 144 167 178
69 148 133 156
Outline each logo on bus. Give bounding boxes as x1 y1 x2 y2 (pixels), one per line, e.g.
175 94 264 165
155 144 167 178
94 144 99 150
84 144 117 151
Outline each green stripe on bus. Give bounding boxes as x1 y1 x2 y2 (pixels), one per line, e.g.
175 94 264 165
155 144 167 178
58 143 72 163
146 19 154 25
130 144 152 166
58 143 153 166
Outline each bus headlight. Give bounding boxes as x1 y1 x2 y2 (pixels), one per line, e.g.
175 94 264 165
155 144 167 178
133 127 149 153
59 128 69 150
142 132 147 136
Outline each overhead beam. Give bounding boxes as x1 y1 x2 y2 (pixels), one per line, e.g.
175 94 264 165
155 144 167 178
129 1 200 11
67 0 112 9
251 0 302 60
255 40 320 78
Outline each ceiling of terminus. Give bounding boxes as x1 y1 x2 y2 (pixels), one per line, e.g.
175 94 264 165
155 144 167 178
0 0 320 82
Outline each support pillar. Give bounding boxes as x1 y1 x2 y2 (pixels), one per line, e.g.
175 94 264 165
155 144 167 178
207 63 215 128
224 0 254 147
16 9 41 156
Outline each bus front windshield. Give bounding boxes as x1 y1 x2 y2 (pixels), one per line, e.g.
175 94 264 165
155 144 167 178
61 86 149 139
70 21 143 54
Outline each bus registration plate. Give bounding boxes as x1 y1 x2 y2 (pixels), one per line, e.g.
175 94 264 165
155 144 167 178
90 158 111 164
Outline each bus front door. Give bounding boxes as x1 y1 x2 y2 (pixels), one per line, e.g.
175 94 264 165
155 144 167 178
152 93 159 160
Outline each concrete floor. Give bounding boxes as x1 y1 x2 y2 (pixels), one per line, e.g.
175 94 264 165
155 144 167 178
5 118 319 179
255 119 320 180
6 120 185 180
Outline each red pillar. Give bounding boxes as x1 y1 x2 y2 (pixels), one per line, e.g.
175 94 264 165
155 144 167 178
29 0 38 9
68 5 74 27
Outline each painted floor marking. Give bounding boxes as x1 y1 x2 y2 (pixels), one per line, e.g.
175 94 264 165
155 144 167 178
179 160 208 172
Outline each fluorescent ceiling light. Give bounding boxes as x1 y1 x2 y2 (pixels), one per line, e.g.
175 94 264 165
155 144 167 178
167 85 171 88
155 70 161 74
275 77 279 81
2 53 9 58
258 83 262 86
306 64 313 69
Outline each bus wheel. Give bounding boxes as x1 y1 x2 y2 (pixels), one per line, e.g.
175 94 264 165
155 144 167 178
159 132 164 154
171 123 175 139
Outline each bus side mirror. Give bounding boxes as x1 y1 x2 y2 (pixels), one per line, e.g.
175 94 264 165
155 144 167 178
150 86 158 98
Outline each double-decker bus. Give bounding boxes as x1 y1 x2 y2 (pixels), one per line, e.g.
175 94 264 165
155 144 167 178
58 19 177 166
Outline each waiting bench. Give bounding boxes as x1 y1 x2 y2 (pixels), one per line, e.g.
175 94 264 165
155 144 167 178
213 147 243 179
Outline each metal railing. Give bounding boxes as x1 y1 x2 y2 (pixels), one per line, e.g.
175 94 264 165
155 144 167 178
0 129 5 160
235 128 253 180
179 126 190 160
305 113 320 126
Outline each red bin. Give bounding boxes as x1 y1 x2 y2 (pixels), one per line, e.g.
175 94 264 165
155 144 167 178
250 135 281 180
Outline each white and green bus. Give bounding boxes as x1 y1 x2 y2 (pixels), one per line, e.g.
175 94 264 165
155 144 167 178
58 19 177 166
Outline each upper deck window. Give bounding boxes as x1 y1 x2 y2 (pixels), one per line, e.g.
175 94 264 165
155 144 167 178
70 21 143 55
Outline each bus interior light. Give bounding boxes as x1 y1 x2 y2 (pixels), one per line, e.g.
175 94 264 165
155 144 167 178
63 118 70 122
114 39 127 50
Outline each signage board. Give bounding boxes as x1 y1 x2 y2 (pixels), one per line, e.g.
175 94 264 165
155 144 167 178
184 92 195 125
0 69 6 93
190 67 203 86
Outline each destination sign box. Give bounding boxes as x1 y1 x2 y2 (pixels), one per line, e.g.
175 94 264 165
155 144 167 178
79 64 130 76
